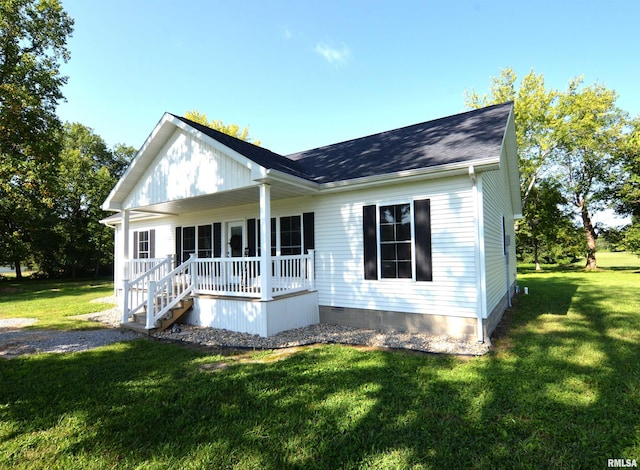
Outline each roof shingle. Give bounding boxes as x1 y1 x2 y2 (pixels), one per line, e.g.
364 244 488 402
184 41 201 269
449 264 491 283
173 102 512 185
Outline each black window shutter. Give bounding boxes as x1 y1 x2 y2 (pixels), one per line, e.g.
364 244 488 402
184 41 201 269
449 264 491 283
133 231 139 259
303 212 315 254
363 205 378 280
149 229 155 258
175 227 182 265
213 222 222 257
247 219 256 256
414 199 433 282
270 218 277 256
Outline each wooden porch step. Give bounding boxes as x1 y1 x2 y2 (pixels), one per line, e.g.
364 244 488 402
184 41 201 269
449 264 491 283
157 297 194 332
120 297 194 334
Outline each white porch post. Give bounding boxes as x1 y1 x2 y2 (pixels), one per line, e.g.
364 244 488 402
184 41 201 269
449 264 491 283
121 209 131 323
259 184 272 300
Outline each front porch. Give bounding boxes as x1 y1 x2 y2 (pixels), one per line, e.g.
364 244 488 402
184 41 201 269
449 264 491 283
121 252 318 337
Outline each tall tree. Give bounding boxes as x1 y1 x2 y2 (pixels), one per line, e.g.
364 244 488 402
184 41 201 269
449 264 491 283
45 123 136 278
0 0 73 277
184 110 261 145
615 117 640 219
554 78 627 269
516 179 578 270
467 69 630 269
465 67 557 207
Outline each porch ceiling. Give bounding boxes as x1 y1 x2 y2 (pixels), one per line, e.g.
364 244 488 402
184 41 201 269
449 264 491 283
130 183 311 216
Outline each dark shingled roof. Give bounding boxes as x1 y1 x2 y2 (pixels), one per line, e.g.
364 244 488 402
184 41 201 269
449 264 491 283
173 102 513 185
171 114 313 181
286 102 513 184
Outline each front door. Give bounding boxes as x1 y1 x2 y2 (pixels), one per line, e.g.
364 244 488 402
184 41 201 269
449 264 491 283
228 221 244 257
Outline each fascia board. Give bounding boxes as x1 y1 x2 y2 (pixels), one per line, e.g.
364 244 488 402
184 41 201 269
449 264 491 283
253 168 320 193
499 107 523 216
318 159 500 194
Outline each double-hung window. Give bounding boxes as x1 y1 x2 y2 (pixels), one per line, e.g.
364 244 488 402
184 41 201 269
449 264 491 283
280 215 302 255
379 204 412 278
363 199 432 282
133 229 155 259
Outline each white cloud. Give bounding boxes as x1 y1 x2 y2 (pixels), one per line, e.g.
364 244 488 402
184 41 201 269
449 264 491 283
314 42 351 65
281 26 293 39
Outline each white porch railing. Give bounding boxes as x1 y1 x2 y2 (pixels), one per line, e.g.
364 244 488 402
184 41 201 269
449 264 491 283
192 251 315 297
128 256 174 280
122 251 315 328
122 255 175 324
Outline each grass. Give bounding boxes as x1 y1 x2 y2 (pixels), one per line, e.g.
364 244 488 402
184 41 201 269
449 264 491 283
0 278 115 330
1 253 639 468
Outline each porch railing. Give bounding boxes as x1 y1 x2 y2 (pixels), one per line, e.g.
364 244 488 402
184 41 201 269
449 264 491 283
122 251 315 328
129 256 173 280
192 251 315 297
145 256 194 329
122 255 175 324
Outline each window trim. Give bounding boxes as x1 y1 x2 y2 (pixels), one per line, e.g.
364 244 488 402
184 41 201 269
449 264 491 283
378 203 414 280
134 229 155 259
363 198 432 282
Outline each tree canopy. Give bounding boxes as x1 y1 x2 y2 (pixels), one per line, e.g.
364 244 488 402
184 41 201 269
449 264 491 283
184 110 261 145
466 68 632 269
0 0 74 277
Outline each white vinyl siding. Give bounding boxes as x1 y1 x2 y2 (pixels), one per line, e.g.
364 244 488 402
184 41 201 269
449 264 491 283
120 175 486 320
482 145 518 317
313 176 478 318
124 128 254 209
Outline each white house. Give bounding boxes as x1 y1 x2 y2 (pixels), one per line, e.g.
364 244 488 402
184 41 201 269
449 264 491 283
101 102 521 342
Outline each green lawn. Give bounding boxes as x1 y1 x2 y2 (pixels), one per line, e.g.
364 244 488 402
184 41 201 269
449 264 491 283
1 254 639 468
0 278 114 330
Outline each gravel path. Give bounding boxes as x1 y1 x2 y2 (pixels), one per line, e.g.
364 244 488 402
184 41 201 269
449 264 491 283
155 323 490 356
1 296 491 358
0 327 142 359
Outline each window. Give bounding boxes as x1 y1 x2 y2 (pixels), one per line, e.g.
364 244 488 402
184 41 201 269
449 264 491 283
198 225 212 258
280 215 301 255
363 199 432 282
182 226 196 262
252 213 314 256
134 230 155 259
379 204 412 278
137 231 150 259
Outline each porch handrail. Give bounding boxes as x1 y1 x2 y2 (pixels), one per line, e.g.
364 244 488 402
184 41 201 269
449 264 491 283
145 256 195 329
122 251 315 328
129 257 172 280
193 256 261 297
190 251 315 297
122 255 174 324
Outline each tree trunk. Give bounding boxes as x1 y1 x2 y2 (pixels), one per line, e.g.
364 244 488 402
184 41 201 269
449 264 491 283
581 207 598 269
13 259 22 279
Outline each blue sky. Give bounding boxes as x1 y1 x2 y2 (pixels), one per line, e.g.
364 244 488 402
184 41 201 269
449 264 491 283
57 0 639 158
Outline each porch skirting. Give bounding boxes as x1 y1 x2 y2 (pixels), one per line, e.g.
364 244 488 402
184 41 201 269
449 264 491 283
180 290 319 337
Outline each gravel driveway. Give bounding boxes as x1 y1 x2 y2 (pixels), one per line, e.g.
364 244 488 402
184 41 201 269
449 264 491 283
0 299 142 360
0 320 141 360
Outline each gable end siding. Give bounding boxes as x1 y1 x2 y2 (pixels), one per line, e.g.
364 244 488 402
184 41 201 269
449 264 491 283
123 128 254 209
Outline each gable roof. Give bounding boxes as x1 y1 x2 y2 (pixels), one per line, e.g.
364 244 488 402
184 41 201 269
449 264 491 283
286 102 514 184
103 102 517 212
170 114 314 181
